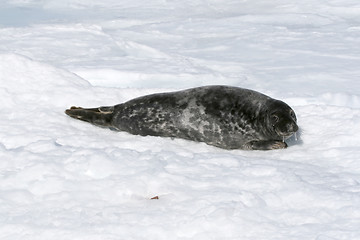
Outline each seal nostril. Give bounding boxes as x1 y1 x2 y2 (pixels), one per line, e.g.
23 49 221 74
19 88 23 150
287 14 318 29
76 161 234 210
288 123 298 133
294 124 299 132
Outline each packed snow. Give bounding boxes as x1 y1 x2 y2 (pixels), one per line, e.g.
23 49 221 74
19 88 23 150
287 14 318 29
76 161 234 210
1 0 360 239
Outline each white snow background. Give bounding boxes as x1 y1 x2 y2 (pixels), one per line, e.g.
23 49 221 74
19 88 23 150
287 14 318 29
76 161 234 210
1 0 360 239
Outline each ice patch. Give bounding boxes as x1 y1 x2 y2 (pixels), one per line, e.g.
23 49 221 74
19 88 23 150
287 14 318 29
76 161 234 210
320 92 360 109
237 13 334 27
72 68 243 89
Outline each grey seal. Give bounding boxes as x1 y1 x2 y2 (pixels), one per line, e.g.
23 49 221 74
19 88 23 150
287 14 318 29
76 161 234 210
65 85 298 150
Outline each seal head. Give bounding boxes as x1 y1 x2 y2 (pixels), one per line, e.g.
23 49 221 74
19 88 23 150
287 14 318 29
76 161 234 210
266 101 298 141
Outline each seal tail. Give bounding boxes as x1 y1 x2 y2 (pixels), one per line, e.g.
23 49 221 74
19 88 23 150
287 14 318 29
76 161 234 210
65 106 114 128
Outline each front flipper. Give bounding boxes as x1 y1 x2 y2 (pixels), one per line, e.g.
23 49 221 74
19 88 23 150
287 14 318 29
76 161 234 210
244 140 287 150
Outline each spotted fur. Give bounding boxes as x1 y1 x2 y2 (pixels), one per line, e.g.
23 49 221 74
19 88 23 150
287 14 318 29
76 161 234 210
65 86 298 150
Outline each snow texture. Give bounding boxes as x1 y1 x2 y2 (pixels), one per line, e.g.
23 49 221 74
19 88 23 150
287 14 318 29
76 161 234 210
1 0 360 239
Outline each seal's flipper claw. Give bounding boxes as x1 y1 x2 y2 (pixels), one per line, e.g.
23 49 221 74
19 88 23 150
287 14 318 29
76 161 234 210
245 140 287 150
69 106 82 110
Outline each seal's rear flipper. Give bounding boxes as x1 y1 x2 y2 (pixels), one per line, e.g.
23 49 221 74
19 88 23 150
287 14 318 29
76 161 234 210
65 106 114 128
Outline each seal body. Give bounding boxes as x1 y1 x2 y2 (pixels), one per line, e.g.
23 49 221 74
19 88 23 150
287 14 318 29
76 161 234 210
65 86 298 150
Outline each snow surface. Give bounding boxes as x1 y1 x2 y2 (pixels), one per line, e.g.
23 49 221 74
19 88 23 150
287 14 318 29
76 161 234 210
1 0 360 239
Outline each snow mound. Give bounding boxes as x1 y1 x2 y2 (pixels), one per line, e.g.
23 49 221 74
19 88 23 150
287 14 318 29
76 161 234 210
1 53 360 240
0 53 90 107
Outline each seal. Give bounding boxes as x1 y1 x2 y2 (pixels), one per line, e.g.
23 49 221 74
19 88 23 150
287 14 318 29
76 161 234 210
65 85 298 150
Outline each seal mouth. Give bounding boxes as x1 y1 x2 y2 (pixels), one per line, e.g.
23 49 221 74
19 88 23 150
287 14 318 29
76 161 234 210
276 131 293 140
281 132 295 141
274 126 298 141
273 121 298 141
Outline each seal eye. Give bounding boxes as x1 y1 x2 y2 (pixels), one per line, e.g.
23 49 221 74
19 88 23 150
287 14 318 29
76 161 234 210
272 115 279 123
290 110 296 120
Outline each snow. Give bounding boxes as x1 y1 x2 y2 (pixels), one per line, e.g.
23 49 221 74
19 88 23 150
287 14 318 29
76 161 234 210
1 0 360 239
